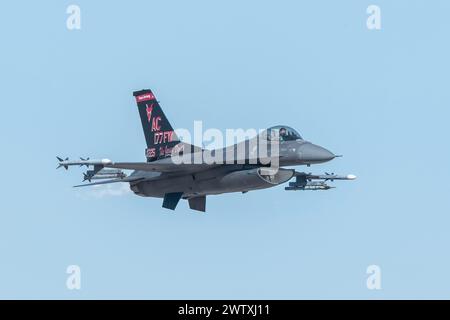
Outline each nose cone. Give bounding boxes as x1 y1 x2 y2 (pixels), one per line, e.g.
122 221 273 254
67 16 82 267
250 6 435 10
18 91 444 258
298 143 335 164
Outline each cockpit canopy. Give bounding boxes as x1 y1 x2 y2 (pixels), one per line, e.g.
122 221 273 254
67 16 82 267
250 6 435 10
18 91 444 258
264 125 303 142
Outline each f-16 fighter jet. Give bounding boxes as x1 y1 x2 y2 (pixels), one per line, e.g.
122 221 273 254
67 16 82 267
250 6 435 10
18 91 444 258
57 89 355 212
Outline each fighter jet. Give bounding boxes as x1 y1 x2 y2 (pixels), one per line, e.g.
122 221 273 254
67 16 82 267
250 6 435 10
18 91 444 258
57 89 355 212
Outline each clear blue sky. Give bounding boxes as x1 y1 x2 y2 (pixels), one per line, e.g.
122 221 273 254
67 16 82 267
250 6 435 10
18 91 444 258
1 0 449 299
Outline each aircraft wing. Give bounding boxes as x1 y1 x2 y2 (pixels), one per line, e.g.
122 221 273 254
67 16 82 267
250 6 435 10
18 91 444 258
73 176 145 188
56 157 217 173
104 162 214 173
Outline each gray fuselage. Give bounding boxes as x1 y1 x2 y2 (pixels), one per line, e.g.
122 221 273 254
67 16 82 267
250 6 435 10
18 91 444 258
129 140 335 198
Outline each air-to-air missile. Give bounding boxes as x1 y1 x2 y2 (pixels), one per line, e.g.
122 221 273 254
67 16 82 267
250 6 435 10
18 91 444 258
56 156 112 169
285 172 356 191
83 170 126 182
86 169 125 176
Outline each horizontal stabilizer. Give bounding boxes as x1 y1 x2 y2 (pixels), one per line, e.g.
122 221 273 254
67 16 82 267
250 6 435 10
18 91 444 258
162 192 183 210
188 196 206 212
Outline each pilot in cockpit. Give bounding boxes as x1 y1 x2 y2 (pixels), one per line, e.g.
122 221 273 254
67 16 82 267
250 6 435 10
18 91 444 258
279 127 287 139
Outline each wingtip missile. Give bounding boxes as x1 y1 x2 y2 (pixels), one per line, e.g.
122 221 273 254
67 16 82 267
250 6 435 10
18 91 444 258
56 157 112 171
324 172 335 181
56 156 69 170
80 157 90 167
